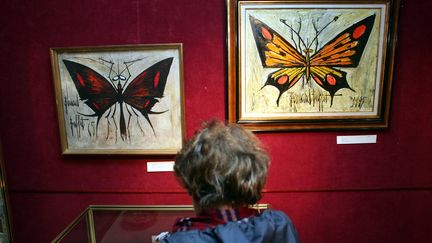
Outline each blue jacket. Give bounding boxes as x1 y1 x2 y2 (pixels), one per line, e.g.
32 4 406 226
162 209 299 243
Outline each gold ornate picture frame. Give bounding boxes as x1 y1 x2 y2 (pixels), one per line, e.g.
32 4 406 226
227 0 400 131
50 44 185 155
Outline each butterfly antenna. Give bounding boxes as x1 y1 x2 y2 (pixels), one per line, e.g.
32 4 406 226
280 18 307 51
99 58 117 82
308 16 339 49
311 20 320 52
123 58 144 66
77 57 100 64
99 58 115 69
297 18 303 50
289 28 299 50
120 58 144 84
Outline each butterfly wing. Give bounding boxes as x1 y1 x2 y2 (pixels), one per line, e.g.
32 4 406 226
311 15 376 67
263 67 305 105
63 60 117 119
309 66 353 106
123 57 173 131
249 15 306 68
249 15 307 105
309 15 376 104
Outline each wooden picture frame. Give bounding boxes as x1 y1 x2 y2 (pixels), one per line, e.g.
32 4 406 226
50 44 185 155
227 0 400 131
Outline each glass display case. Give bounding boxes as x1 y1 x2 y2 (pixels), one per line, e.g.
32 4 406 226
52 204 268 243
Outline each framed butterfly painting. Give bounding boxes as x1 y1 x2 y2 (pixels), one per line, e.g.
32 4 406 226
50 44 185 155
227 0 400 131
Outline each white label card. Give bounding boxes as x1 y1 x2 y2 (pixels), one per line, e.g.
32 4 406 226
337 135 377 144
147 161 175 172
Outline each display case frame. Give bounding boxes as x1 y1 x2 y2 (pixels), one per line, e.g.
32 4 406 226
52 204 269 243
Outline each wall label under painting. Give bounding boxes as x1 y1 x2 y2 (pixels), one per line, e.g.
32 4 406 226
51 44 185 155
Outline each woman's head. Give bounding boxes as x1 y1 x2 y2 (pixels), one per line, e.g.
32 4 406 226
174 120 269 210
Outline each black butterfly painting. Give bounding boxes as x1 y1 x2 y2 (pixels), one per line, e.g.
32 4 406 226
63 57 173 141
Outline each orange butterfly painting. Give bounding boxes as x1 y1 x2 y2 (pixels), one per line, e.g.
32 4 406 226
248 13 377 110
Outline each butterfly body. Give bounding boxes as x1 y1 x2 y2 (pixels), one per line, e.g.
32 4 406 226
63 58 173 141
249 14 376 106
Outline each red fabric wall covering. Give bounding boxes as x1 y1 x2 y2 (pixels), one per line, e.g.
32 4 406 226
1 0 431 242
9 190 432 243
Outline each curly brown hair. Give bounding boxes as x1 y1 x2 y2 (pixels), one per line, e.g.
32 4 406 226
174 120 270 209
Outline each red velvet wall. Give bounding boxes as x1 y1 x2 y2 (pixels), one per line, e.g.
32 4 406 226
1 0 431 242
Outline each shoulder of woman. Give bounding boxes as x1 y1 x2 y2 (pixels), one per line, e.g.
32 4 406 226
261 209 294 223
